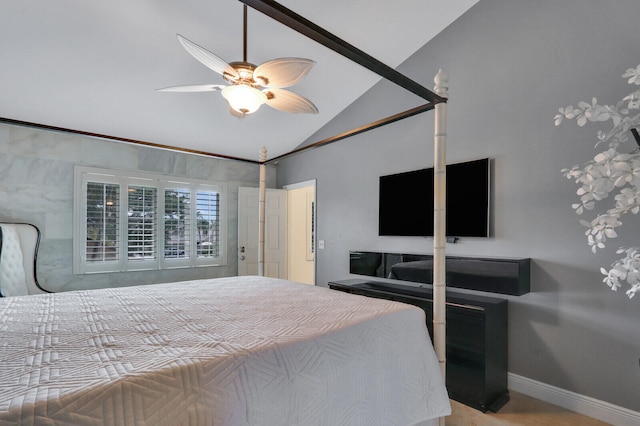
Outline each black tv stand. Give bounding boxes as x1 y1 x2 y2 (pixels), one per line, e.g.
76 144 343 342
328 278 509 413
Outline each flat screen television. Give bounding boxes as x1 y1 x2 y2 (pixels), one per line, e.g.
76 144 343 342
378 158 490 237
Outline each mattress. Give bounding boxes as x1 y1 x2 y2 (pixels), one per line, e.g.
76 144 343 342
0 276 450 425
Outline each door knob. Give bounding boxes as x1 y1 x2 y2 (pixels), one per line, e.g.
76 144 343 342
239 255 245 261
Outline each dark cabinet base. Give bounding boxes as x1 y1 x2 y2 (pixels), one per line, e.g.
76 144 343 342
328 279 509 413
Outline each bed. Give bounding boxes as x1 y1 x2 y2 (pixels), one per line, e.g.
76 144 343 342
0 1 452 424
0 275 450 425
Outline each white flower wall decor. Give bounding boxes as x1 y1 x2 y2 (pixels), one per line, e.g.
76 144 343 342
555 64 640 299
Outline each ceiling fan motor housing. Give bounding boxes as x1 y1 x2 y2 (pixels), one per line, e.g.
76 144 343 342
224 61 268 87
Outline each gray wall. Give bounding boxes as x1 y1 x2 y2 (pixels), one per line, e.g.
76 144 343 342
0 122 275 292
277 0 640 412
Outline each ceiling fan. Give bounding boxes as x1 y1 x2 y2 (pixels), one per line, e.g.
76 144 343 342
158 5 318 118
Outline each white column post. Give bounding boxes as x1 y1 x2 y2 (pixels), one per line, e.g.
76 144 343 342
258 146 267 277
433 69 448 387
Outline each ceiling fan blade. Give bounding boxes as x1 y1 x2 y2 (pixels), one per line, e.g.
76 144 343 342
228 105 245 119
265 88 318 114
254 58 315 88
157 84 226 92
176 34 239 79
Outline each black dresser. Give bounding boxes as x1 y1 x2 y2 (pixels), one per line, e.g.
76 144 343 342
328 279 509 413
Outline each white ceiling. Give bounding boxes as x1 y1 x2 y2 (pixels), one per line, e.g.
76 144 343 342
0 0 478 162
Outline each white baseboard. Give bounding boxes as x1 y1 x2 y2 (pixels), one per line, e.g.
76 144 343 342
508 373 640 426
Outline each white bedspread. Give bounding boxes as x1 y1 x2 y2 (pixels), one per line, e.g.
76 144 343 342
0 276 450 425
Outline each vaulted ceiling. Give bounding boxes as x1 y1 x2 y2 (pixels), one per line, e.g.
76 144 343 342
0 0 478 162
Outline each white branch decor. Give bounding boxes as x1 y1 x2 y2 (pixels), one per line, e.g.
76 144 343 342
555 64 640 299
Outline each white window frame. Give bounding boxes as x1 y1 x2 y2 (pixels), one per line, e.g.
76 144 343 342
73 166 227 274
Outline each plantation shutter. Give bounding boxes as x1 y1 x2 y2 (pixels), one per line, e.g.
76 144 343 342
196 190 220 258
85 182 120 263
127 185 158 261
164 188 191 259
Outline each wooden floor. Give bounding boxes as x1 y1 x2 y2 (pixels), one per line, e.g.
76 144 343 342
446 391 611 426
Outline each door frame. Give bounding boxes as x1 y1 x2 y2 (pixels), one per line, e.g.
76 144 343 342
283 179 316 285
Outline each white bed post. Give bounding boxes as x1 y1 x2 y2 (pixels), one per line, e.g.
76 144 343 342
258 146 267 277
433 69 448 401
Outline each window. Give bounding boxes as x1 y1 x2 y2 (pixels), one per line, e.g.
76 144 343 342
128 185 157 262
74 166 227 274
164 188 190 260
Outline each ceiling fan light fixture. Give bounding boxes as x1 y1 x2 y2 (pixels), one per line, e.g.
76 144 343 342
222 84 267 114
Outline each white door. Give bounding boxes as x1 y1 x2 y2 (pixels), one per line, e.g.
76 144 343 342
237 187 286 277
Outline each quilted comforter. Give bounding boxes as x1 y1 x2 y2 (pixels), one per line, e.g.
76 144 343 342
0 276 450 425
